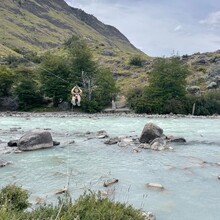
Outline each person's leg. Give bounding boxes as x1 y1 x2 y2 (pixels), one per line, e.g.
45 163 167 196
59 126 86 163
71 96 76 106
77 95 81 106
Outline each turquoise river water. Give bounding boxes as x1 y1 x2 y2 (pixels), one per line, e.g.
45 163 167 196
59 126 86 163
0 115 220 220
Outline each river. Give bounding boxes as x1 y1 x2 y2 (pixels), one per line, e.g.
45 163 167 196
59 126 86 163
0 114 220 220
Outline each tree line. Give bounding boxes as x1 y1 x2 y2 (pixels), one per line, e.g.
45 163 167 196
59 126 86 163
127 56 220 115
0 37 117 112
0 37 220 115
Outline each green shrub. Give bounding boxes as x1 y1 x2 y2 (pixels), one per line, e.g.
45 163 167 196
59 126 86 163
0 186 146 220
0 185 29 211
184 91 220 115
56 191 145 220
14 79 43 110
129 55 143 67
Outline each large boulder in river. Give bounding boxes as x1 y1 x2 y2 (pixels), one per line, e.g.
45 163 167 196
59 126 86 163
140 123 163 143
18 130 53 151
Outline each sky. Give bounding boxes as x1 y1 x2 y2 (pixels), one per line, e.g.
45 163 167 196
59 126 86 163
65 0 220 57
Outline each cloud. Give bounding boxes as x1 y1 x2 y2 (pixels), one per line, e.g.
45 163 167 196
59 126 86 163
200 11 220 27
174 25 183 32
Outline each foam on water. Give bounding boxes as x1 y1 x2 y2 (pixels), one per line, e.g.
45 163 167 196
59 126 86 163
0 116 220 220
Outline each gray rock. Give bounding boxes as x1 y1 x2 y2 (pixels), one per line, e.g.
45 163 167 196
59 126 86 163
102 51 113 56
0 159 11 167
133 147 141 153
138 143 151 149
10 127 21 132
7 140 18 147
118 142 128 147
53 141 60 146
145 183 164 190
104 137 119 145
167 136 186 143
142 212 156 220
96 130 108 139
103 178 119 187
207 82 218 89
140 123 163 143
186 86 201 95
18 130 54 151
150 137 166 151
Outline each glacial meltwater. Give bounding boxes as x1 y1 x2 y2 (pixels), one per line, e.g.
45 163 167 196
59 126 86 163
0 114 220 220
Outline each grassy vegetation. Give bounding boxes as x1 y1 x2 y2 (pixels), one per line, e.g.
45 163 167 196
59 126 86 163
0 185 146 220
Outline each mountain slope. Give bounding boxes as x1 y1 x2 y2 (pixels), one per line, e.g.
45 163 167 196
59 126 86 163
0 0 150 95
0 0 139 54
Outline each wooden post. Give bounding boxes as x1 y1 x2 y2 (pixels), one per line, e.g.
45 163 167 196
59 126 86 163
192 103 196 115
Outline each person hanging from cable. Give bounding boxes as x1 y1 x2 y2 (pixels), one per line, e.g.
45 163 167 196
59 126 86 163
71 85 82 107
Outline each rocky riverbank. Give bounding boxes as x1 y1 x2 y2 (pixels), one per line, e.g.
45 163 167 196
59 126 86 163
0 111 219 119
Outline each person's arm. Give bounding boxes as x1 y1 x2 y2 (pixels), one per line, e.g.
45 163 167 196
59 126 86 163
71 86 76 95
78 87 82 95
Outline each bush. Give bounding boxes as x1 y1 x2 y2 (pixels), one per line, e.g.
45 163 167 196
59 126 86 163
28 191 145 220
129 55 143 67
0 186 146 220
68 191 145 220
0 66 15 97
184 91 220 115
127 56 190 114
14 79 43 110
0 185 29 211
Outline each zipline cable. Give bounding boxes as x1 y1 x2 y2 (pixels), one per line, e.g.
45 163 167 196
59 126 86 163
17 54 70 84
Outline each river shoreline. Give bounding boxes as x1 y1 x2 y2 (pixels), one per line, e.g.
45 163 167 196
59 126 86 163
0 111 219 119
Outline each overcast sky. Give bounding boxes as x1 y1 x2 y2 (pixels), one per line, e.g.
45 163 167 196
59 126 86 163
65 0 220 57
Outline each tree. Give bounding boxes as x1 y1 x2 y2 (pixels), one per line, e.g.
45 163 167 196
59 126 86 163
144 56 189 113
69 39 100 110
40 53 73 106
69 40 97 82
0 66 14 97
94 68 117 106
14 78 42 110
127 56 190 114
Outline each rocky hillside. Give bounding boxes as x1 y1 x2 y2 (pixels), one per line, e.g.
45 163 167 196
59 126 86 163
183 50 220 92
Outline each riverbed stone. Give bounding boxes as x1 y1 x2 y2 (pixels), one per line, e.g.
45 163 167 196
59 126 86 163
140 123 163 143
150 137 166 151
53 141 60 146
138 143 151 149
18 130 54 151
167 136 186 143
103 178 119 187
7 140 18 147
104 137 119 145
0 159 11 167
142 212 156 220
145 183 164 190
